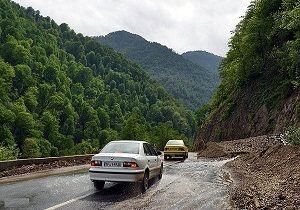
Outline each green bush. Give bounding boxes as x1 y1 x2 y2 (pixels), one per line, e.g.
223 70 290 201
74 140 97 155
287 127 300 147
37 139 52 157
22 138 41 158
195 103 212 127
98 129 119 146
0 145 19 161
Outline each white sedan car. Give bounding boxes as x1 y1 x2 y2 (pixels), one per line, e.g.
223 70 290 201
89 140 163 192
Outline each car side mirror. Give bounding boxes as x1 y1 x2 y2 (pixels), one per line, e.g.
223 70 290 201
157 150 162 155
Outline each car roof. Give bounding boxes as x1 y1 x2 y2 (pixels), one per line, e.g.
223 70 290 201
166 140 184 145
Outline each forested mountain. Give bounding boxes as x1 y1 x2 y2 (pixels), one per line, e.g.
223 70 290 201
0 0 195 160
182 50 223 78
196 0 300 144
95 31 219 110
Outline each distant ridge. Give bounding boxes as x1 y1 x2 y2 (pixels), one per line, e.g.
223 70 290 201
95 30 220 109
182 50 223 76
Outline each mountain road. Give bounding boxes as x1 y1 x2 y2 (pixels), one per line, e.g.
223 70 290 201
0 153 234 210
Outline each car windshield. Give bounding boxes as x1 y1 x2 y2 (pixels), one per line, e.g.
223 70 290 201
101 142 140 154
167 140 184 146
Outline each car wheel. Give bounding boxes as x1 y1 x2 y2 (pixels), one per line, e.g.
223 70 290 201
141 171 149 192
93 181 105 190
158 165 163 180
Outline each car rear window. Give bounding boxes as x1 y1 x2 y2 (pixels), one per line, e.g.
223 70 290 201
101 142 140 154
166 140 184 145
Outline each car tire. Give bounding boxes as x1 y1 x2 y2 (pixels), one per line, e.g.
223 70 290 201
158 165 163 180
93 181 105 190
141 171 149 193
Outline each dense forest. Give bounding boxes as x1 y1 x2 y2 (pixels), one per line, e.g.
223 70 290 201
96 31 219 110
197 0 300 143
0 0 196 160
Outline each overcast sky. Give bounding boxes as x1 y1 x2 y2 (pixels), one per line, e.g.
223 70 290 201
14 0 251 56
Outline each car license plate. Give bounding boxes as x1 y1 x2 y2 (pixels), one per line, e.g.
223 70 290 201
104 161 121 167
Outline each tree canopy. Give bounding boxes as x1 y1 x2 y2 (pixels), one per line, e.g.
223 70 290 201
0 0 195 159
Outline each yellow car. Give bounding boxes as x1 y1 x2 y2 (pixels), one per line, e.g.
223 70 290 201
164 140 188 160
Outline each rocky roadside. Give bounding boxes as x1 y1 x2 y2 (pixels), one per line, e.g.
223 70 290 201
198 135 300 209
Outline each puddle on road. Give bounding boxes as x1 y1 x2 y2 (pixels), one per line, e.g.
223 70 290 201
108 157 235 210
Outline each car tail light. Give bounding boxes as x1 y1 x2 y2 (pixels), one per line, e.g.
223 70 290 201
123 162 139 168
91 160 102 167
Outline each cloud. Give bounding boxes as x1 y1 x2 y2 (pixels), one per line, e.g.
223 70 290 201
14 0 251 56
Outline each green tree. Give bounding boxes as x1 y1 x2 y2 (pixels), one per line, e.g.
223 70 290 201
0 60 15 101
97 108 110 129
98 129 119 147
0 145 19 161
121 113 148 140
151 122 184 149
37 139 52 157
13 64 35 95
22 138 41 158
195 103 211 127
41 111 60 146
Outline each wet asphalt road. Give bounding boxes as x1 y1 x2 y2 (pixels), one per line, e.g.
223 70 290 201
0 153 234 210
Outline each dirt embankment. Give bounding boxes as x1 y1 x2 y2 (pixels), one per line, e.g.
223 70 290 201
196 79 300 144
198 135 300 209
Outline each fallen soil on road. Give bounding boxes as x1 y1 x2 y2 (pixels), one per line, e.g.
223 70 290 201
198 135 300 209
0 158 91 181
0 164 90 184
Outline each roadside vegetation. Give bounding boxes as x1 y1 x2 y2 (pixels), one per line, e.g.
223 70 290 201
0 145 19 161
197 0 300 138
212 0 300 111
0 0 196 160
287 127 300 147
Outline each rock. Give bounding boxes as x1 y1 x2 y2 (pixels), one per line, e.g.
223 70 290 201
254 197 260 208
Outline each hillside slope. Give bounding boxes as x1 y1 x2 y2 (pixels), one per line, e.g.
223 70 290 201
0 0 195 159
95 31 219 109
182 50 223 78
196 0 300 144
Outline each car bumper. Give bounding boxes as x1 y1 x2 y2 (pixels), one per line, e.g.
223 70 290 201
89 169 145 182
164 152 187 157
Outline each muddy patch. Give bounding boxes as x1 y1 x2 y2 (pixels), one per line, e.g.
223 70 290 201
198 135 300 209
